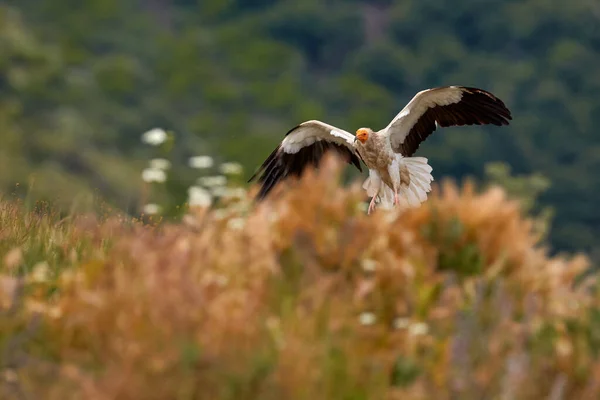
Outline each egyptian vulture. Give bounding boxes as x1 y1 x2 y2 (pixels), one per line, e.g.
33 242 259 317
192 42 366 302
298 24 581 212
248 86 512 213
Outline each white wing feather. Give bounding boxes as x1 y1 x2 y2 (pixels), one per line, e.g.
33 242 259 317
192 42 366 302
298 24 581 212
248 119 362 199
281 120 356 154
381 86 464 151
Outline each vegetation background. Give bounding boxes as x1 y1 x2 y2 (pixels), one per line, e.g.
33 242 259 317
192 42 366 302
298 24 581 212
1 0 599 259
1 1 600 398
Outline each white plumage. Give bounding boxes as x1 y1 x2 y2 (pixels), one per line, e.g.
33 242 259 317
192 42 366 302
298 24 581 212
249 86 512 213
363 156 434 210
280 122 354 154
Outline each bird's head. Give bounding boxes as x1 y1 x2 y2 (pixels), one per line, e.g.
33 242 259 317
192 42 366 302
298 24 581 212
355 128 371 144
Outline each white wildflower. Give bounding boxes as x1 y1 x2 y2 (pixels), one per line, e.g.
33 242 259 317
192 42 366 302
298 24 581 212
142 167 167 183
229 187 247 199
359 312 376 326
361 258 377 272
141 128 167 146
393 317 411 330
211 186 247 200
198 175 227 188
149 158 171 170
189 156 214 169
212 186 237 198
556 337 573 357
142 203 162 215
220 162 243 175
227 217 245 231
230 202 249 214
31 262 50 283
188 186 212 208
212 209 229 220
408 322 429 337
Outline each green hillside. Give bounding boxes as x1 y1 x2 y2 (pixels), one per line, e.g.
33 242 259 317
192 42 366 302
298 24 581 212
2 1 599 257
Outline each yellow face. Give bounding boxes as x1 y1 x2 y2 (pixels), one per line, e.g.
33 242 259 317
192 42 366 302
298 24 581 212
356 128 369 144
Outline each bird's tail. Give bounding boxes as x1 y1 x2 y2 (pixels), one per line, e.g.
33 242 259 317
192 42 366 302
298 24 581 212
396 156 434 207
361 156 434 210
374 156 433 209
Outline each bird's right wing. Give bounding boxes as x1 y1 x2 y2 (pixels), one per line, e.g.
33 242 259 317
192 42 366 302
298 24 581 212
382 86 512 156
248 120 362 199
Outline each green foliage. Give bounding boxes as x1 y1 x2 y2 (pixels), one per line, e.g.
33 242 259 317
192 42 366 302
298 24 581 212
421 214 484 277
390 356 421 388
485 162 554 241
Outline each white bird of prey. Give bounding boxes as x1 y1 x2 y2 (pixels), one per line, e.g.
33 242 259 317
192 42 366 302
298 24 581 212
248 86 512 214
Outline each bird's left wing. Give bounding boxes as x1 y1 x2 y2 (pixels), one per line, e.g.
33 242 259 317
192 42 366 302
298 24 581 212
248 120 362 199
381 86 512 156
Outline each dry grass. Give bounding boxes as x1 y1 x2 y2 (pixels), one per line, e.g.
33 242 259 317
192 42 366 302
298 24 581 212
0 157 598 400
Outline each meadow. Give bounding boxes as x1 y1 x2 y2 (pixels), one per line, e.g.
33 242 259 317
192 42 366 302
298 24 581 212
0 157 598 400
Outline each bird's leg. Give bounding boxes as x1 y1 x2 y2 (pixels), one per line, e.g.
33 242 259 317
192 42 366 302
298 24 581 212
367 195 378 215
389 160 404 208
367 189 381 215
391 183 401 206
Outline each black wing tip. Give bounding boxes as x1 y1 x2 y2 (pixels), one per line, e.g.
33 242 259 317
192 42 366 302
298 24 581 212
247 144 282 183
248 142 362 201
459 86 513 124
399 85 513 156
247 170 260 183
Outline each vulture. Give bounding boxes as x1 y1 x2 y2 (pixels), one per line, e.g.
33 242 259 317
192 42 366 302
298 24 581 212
248 86 512 214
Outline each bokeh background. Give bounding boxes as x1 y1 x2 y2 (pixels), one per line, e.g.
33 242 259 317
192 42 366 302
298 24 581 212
2 0 599 258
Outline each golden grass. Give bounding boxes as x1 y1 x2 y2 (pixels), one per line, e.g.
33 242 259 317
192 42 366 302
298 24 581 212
0 157 597 399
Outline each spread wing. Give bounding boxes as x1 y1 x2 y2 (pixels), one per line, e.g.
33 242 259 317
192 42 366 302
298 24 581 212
382 86 512 156
248 120 363 199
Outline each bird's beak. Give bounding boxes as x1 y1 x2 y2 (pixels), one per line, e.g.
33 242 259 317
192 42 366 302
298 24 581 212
354 136 358 143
